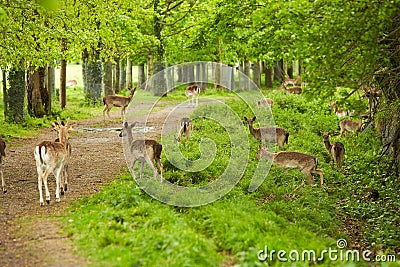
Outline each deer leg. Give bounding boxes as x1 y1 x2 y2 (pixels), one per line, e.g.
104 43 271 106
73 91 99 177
311 169 324 187
54 167 63 202
121 107 126 120
42 169 51 204
1 165 6 193
38 172 44 206
155 157 164 182
145 156 158 180
63 163 68 192
130 159 138 179
301 169 314 186
140 161 145 179
103 105 108 120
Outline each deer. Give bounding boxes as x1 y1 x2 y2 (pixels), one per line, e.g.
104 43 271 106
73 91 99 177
185 84 201 107
54 137 72 195
282 76 301 87
103 87 136 120
0 137 6 193
244 116 289 150
34 118 73 206
176 117 193 142
281 84 302 94
256 145 324 187
256 98 274 109
321 132 345 168
329 101 353 118
119 121 164 181
66 80 77 88
339 118 362 137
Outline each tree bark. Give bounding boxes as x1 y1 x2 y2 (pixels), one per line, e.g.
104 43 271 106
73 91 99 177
103 59 113 96
126 58 132 90
114 58 120 93
265 66 273 88
119 59 126 91
27 66 49 117
60 59 67 108
5 66 25 123
253 60 261 88
138 63 146 89
274 59 284 82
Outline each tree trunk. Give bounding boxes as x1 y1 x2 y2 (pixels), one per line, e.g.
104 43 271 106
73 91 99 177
274 59 284 82
126 58 132 90
119 59 126 91
153 0 166 96
82 48 89 94
103 59 113 96
253 60 261 88
2 69 7 118
138 63 146 89
27 66 49 117
265 66 273 88
243 59 251 90
5 66 25 123
287 60 294 79
114 58 120 93
60 59 67 108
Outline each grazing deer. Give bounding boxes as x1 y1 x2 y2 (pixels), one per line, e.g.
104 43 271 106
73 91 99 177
103 87 136 120
282 76 301 87
244 116 289 150
185 84 201 107
281 84 302 94
256 145 324 187
0 137 6 193
256 98 274 109
339 118 362 137
120 122 164 181
330 101 351 118
176 117 193 142
34 118 73 205
66 80 77 88
321 132 345 168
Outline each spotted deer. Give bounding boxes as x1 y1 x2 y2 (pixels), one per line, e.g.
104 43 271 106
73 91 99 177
185 84 201 107
330 101 353 118
244 116 289 150
282 76 301 87
256 145 324 187
281 84 302 94
0 137 6 193
176 117 193 142
339 119 362 137
256 98 274 109
120 122 164 181
34 118 73 205
103 87 136 120
321 132 345 168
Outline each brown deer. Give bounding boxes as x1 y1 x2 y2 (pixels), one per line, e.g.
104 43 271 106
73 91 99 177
281 84 302 94
103 87 136 120
120 122 164 181
339 119 362 137
185 84 201 107
34 118 73 205
282 76 301 87
0 137 6 193
176 117 193 142
330 101 353 118
244 116 289 150
256 98 274 109
321 132 345 168
256 145 324 187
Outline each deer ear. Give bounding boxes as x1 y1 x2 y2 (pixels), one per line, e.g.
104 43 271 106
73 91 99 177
243 116 247 121
252 116 257 121
124 121 128 127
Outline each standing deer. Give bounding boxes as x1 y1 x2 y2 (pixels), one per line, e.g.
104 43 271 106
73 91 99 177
176 117 193 142
339 119 362 137
185 84 201 107
330 101 351 118
0 137 6 193
103 87 136 120
281 84 302 94
244 116 289 150
34 118 73 205
120 122 164 181
321 132 345 168
54 137 71 195
256 98 274 109
256 145 324 187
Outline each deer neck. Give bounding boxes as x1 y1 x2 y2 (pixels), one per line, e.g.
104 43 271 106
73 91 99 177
248 123 258 137
262 150 276 161
323 138 332 152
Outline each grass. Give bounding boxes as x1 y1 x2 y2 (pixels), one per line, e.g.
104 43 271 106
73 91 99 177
62 85 399 266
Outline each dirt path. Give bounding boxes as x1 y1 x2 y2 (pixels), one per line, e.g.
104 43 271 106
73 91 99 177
0 100 196 267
